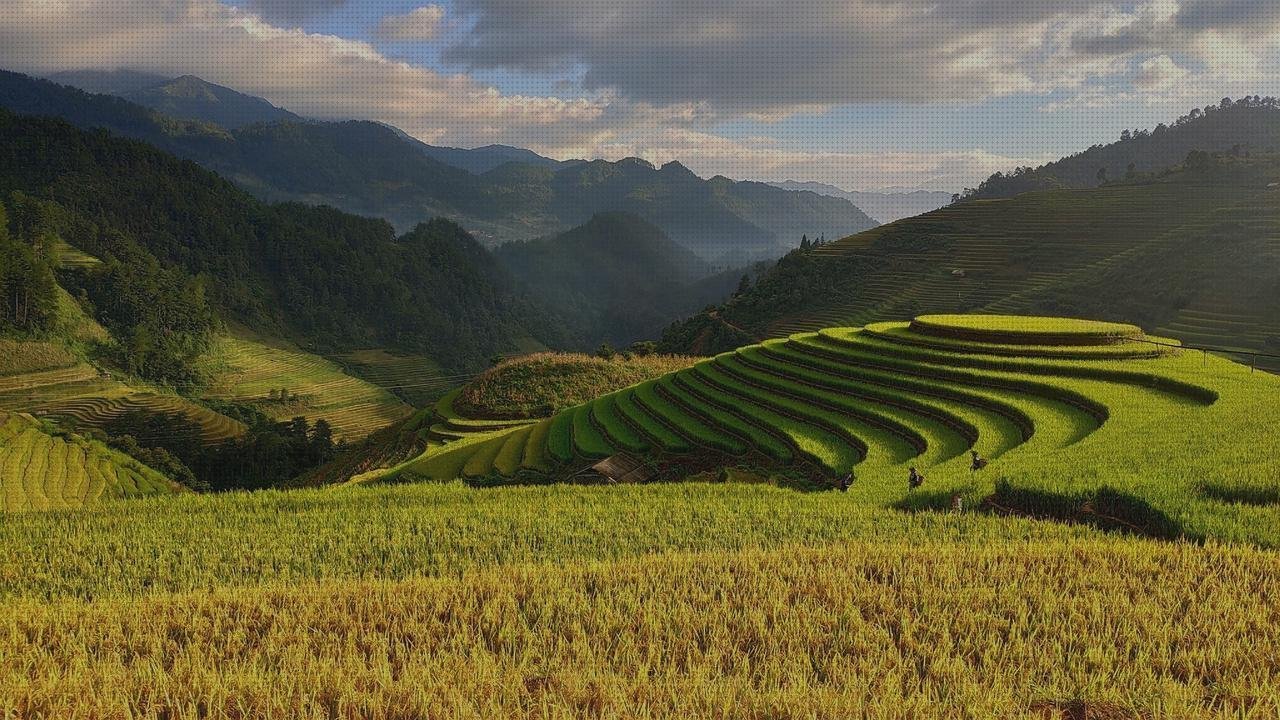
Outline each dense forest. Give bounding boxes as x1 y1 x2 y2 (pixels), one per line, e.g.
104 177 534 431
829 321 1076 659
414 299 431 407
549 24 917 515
958 97 1280 200
0 109 561 378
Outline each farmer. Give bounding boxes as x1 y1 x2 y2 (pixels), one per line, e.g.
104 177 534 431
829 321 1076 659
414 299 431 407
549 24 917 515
908 466 925 491
970 450 989 473
838 468 854 492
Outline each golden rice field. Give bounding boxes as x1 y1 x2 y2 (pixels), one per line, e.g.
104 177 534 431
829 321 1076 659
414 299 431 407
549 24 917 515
205 333 413 441
0 486 1277 718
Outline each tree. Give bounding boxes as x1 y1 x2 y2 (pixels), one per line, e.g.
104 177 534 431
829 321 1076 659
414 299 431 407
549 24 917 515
0 204 59 334
1096 167 1108 184
799 234 810 250
735 274 752 296
595 342 616 359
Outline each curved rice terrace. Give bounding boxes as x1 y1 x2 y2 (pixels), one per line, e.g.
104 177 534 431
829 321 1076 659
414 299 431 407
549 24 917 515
0 343 245 444
0 411 181 512
375 314 1280 544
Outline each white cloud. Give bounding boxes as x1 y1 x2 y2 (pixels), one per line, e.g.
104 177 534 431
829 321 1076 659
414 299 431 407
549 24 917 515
1 0 1276 191
376 5 446 41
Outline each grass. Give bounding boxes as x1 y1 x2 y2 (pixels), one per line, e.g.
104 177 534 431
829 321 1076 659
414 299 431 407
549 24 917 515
205 332 412 442
6 313 1280 716
679 158 1280 373
455 352 697 419
590 394 649 453
0 339 78 376
330 348 453 407
0 340 246 444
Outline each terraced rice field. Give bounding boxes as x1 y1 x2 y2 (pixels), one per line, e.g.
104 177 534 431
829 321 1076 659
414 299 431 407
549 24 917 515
49 237 102 269
207 334 412 441
0 411 181 511
0 348 244 443
377 314 1280 544
331 348 461 407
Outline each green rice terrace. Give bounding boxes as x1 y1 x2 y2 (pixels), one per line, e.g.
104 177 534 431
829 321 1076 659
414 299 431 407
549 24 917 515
371 314 1280 545
0 410 181 511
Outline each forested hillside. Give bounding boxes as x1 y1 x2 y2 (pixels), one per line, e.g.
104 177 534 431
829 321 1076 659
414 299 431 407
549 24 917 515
119 75 302 129
0 109 558 376
960 96 1280 199
496 213 744 346
0 70 874 266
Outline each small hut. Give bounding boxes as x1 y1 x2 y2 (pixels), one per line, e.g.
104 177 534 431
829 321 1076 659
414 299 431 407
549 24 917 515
589 453 655 484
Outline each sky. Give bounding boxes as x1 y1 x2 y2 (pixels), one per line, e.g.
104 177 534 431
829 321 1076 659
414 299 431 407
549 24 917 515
1 1 1279 191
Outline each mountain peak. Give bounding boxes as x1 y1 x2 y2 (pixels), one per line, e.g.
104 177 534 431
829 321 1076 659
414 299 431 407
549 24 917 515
617 157 656 170
121 75 300 129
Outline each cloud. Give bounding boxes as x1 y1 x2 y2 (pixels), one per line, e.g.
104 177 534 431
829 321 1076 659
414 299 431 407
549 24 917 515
0 0 619 151
242 0 347 25
1176 0 1280 34
1134 54 1189 90
376 5 446 41
442 0 1280 113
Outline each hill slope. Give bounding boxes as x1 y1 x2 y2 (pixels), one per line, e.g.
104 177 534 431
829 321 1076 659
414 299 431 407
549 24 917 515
664 155 1280 370
962 96 1280 199
0 107 555 372
770 180 953 223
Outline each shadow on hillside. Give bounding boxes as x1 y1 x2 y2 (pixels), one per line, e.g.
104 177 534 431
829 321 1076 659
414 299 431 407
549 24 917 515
895 478 1193 541
1199 482 1280 506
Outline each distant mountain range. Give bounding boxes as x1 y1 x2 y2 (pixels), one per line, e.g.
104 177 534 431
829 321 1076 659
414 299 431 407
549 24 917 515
11 69 876 267
767 181 953 223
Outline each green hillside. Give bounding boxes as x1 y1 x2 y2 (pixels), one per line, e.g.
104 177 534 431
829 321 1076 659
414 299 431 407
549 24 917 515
663 154 1280 371
119 75 301 129
0 410 182 511
371 314 1280 545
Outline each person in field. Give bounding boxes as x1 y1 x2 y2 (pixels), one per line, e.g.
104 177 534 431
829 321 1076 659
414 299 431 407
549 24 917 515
908 466 925 490
838 468 854 492
970 450 989 473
